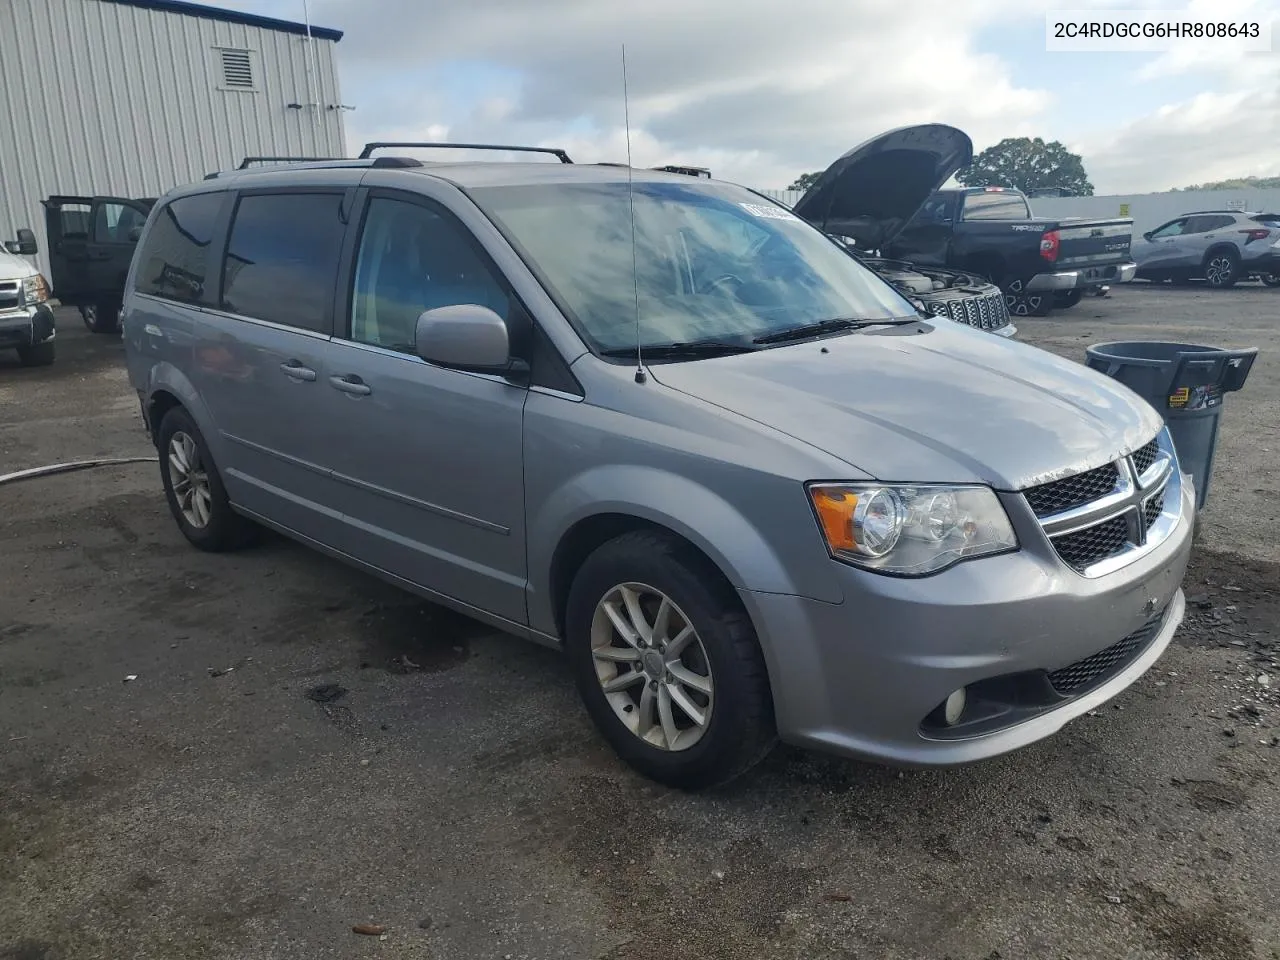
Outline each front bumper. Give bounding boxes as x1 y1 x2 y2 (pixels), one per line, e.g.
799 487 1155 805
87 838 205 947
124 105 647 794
0 303 56 349
1027 261 1137 291
740 468 1194 767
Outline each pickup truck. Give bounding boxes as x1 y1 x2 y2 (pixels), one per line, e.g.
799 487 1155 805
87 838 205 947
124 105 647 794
42 194 156 334
884 185 1137 316
0 229 56 366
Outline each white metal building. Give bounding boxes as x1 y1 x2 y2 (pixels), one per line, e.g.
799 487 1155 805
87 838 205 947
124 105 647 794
0 0 347 278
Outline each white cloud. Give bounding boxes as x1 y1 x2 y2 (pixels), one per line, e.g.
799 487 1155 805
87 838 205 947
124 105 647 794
300 0 1277 191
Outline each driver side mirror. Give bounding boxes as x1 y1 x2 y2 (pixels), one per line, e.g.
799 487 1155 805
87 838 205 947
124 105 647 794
13 228 38 255
1142 231 1153 241
414 304 526 378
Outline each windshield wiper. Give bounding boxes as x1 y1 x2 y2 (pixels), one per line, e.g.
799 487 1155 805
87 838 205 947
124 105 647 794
600 340 758 359
753 316 919 345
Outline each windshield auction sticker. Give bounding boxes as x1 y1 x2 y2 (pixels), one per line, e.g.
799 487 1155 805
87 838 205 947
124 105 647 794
739 202 802 222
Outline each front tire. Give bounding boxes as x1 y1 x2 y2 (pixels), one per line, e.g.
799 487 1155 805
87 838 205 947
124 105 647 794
16 340 55 366
157 407 257 552
1261 273 1280 288
565 530 776 789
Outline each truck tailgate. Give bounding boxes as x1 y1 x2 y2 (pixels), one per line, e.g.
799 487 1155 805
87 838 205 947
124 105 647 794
1056 218 1132 268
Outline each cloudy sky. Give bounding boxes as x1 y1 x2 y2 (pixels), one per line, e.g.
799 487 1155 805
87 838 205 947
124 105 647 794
224 0 1278 193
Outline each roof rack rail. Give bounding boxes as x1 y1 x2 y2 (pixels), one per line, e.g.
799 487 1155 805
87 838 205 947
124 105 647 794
358 141 574 163
237 156 346 169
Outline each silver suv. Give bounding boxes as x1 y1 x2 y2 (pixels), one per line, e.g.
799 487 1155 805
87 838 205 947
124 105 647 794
1132 209 1280 287
122 146 1194 788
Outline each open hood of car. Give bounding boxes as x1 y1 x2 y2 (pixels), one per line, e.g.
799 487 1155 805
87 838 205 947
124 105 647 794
791 124 973 252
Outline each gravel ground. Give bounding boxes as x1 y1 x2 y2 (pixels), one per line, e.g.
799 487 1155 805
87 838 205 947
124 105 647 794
1 288 1277 960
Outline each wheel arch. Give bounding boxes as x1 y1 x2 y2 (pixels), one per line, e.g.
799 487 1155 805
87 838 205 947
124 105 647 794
529 466 832 640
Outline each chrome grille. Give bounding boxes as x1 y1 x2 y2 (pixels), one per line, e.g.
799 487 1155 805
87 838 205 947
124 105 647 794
1024 431 1178 577
1025 463 1120 517
927 291 1011 332
1143 487 1165 530
1132 438 1159 475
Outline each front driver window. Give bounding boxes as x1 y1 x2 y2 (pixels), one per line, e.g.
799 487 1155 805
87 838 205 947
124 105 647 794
350 197 510 354
1150 220 1186 238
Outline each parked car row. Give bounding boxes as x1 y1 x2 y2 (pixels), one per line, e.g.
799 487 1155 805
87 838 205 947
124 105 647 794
1131 209 1280 287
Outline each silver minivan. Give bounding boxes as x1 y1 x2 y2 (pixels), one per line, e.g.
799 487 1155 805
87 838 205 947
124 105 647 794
122 147 1193 789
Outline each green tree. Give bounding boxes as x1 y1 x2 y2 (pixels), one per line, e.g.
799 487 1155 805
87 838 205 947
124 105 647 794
787 171 822 192
956 137 1094 196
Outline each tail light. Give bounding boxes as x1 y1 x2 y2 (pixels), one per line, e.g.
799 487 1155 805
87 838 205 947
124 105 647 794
1040 229 1060 262
1240 228 1270 242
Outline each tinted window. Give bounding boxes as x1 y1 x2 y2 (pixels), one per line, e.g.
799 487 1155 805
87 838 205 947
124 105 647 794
57 202 92 240
134 192 226 304
1148 219 1186 239
94 202 147 244
471 180 914 354
1192 214 1236 232
222 193 346 333
961 191 1031 220
348 197 510 352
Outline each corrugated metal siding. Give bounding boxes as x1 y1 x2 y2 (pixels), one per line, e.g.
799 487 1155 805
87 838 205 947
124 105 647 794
0 0 345 279
1028 190 1280 235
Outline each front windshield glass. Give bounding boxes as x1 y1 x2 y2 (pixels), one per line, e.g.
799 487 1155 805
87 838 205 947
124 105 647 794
469 179 916 353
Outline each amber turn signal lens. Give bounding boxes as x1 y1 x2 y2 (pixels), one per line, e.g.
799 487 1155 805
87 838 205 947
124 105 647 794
810 487 857 552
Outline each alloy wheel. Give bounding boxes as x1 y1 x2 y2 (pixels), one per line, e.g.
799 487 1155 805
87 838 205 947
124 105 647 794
168 431 213 529
1205 256 1235 287
1003 279 1046 317
589 583 714 752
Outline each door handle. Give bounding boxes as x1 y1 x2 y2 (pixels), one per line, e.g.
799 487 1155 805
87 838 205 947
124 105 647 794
279 360 316 382
329 374 371 396
87 250 111 260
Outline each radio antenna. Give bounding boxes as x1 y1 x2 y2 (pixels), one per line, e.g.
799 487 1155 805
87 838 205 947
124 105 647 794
622 43 645 384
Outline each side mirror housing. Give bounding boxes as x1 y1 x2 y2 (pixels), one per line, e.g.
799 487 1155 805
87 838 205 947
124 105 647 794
1142 231 1153 241
414 304 518 374
14 228 38 255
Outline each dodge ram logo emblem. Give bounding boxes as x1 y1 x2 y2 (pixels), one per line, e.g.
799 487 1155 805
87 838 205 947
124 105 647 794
1143 597 1157 616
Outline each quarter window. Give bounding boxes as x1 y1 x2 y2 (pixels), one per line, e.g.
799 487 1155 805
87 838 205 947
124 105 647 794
221 193 346 333
134 192 226 305
348 196 510 353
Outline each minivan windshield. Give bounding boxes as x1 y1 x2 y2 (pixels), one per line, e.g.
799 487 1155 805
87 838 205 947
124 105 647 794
469 179 917 354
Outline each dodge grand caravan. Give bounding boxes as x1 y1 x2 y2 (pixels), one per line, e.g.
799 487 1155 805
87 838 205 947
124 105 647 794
121 146 1193 789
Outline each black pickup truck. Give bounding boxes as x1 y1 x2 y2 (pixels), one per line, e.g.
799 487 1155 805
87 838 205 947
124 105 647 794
885 185 1136 316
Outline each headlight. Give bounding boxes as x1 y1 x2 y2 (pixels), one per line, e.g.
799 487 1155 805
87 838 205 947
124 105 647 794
20 274 49 305
807 482 1018 575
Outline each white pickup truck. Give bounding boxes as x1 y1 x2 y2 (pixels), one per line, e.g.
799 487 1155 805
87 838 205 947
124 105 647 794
0 229 56 366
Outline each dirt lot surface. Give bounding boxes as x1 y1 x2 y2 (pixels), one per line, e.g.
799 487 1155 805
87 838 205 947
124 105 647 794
2 288 1278 960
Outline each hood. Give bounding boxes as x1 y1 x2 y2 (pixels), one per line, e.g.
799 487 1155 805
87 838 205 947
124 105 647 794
0 247 37 281
648 324 1163 490
791 123 973 252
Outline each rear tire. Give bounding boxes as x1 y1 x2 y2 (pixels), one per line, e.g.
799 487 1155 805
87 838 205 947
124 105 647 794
16 340 55 366
1203 249 1240 288
82 303 120 334
157 406 258 552
564 530 776 789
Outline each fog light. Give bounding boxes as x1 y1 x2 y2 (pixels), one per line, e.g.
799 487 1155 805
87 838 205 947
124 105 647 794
943 688 967 725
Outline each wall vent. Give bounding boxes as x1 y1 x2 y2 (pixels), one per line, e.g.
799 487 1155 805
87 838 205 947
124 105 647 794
219 49 254 89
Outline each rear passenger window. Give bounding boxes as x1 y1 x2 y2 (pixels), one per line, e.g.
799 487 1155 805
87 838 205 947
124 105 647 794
134 192 225 304
221 193 346 333
348 196 510 353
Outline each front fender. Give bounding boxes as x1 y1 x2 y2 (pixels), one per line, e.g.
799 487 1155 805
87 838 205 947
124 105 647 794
526 464 845 636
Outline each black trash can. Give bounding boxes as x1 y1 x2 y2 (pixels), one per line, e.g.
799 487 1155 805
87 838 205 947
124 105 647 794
1085 341 1258 510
